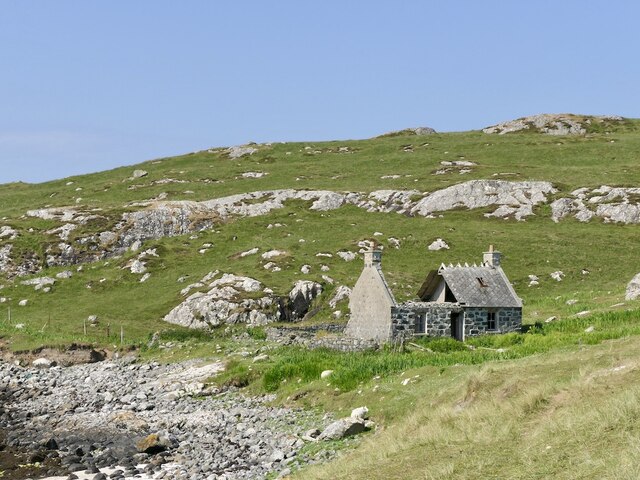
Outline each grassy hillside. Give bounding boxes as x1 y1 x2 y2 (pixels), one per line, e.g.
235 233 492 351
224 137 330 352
1 120 640 350
2 116 640 479
296 334 640 479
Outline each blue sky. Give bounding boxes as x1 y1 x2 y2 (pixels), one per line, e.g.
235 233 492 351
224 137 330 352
1 1 638 183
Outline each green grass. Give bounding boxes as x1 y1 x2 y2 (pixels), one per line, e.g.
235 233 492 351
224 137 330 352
251 309 640 394
295 334 640 480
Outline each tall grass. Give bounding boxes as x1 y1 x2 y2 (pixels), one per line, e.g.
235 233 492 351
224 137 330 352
262 309 640 392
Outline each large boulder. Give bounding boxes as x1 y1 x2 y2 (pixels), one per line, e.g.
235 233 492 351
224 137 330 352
164 273 274 329
282 280 323 321
625 273 640 301
318 417 366 440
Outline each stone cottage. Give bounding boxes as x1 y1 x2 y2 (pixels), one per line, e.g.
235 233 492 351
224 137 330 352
345 246 522 342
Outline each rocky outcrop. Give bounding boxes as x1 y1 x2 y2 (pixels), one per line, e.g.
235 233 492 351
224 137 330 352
483 114 624 135
551 186 640 224
0 180 568 276
226 145 258 159
164 273 274 329
286 280 323 320
377 126 436 137
0 226 17 239
411 180 556 221
626 273 640 301
165 274 324 329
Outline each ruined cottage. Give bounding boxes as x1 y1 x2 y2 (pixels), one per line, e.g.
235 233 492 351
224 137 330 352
345 246 522 342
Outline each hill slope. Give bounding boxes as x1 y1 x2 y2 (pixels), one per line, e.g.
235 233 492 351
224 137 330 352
1 116 640 349
2 114 640 479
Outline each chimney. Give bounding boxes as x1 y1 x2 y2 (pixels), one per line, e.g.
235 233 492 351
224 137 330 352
364 249 382 268
483 244 501 268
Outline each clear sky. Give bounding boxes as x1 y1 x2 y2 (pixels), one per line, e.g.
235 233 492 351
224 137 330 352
1 1 638 184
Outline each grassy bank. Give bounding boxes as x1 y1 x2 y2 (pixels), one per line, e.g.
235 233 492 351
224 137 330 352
294 333 640 479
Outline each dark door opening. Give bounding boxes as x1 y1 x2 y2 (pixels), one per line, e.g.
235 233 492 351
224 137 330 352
451 312 464 341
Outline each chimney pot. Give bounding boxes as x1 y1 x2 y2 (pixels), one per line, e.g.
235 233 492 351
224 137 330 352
364 250 382 268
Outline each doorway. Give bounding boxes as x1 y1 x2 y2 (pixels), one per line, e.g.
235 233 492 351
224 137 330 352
451 312 464 341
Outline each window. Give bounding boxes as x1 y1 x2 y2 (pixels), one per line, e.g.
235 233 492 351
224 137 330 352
477 277 488 287
414 313 426 334
487 311 497 330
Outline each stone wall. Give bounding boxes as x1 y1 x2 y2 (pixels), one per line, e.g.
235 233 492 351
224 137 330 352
463 307 522 336
391 303 521 339
391 302 462 338
265 325 377 352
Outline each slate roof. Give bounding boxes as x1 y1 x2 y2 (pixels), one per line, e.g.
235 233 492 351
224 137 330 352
418 263 522 308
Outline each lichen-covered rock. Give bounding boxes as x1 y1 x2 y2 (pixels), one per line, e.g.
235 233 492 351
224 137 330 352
318 417 366 440
483 114 623 135
329 285 351 309
428 238 449 251
163 274 274 329
227 145 258 159
551 186 640 224
20 276 56 291
0 226 17 239
625 273 640 301
411 180 556 220
288 280 322 317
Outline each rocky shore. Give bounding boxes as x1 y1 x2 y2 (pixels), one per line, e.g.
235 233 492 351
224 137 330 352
0 357 337 479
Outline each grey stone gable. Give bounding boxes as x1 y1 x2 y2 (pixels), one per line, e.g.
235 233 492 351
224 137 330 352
438 265 522 308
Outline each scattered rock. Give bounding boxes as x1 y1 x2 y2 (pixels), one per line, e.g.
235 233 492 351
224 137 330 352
242 172 268 178
18 299 28 306
320 370 333 379
329 286 351 309
262 250 286 260
135 433 169 454
0 225 18 239
252 354 269 363
239 247 259 257
550 271 565 282
584 325 595 332
300 265 311 274
227 145 258 159
32 357 53 368
337 251 356 262
129 260 147 274
20 276 56 291
428 238 449 251
318 417 366 440
130 169 148 180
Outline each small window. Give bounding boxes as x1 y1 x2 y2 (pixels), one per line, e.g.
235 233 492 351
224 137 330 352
414 313 426 334
477 277 488 287
487 311 497 330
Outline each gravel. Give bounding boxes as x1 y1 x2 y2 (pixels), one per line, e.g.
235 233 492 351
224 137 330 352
0 358 329 479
